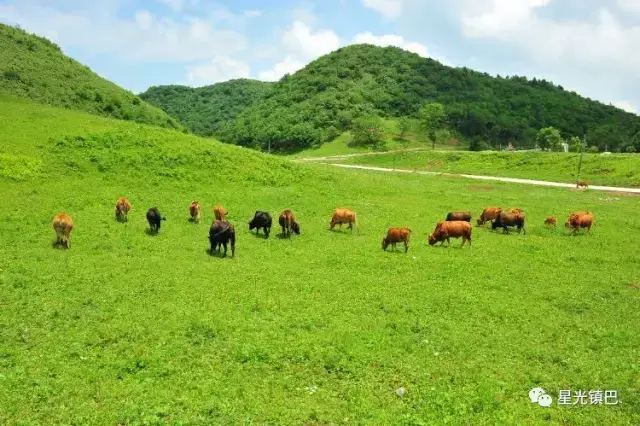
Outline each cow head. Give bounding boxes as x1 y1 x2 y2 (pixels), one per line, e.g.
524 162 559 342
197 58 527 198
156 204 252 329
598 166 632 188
292 221 300 235
381 237 389 250
428 234 438 245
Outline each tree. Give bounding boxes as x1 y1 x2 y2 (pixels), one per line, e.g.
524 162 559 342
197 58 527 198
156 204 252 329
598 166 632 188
569 136 584 153
398 117 411 140
419 102 446 149
536 126 563 151
351 116 385 148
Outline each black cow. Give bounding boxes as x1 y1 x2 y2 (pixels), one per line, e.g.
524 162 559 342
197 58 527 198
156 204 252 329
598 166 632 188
146 207 166 234
209 220 236 257
492 211 526 234
249 211 272 238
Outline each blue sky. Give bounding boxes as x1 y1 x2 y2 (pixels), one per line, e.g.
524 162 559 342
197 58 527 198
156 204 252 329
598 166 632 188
1 0 639 114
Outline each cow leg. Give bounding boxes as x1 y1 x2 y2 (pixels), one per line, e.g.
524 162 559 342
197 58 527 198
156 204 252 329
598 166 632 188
404 240 408 253
222 242 227 257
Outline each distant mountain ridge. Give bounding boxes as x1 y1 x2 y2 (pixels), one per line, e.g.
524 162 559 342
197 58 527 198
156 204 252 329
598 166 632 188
143 44 640 153
140 79 273 137
0 23 182 131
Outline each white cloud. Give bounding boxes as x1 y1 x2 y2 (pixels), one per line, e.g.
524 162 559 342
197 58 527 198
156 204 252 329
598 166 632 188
258 56 305 81
618 0 640 14
612 100 638 114
352 32 428 57
244 9 262 18
361 0 404 19
257 20 340 81
461 0 552 38
282 20 341 59
460 2 640 73
186 56 251 86
0 1 248 63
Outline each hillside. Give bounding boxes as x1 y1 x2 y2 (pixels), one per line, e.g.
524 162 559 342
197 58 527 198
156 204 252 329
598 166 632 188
140 79 274 137
141 44 640 153
0 23 182 130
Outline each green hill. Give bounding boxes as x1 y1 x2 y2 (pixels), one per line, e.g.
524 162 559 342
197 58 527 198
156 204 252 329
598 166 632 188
1 91 640 424
140 79 274 137
141 44 640 153
0 23 182 130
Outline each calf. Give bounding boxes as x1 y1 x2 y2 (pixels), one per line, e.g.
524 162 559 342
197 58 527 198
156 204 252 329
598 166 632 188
279 209 300 237
329 208 357 232
214 205 228 221
428 221 472 247
209 220 236 257
446 211 472 222
576 180 589 189
249 211 272 238
544 216 557 227
146 207 166 234
492 210 526 234
189 201 201 223
565 211 594 234
52 213 73 248
382 227 412 253
115 197 131 222
477 207 502 226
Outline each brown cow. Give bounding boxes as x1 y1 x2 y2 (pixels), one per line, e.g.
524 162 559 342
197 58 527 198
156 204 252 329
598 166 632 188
189 201 201 223
492 210 526 234
576 180 589 189
565 211 594 234
446 211 472 222
428 221 472 247
279 209 300 237
115 197 131 222
214 204 228 221
382 227 412 253
544 216 557 227
52 213 73 248
330 208 358 232
477 207 501 226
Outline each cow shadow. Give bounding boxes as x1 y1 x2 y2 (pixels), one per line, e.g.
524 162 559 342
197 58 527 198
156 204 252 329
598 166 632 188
145 228 159 236
205 248 232 258
51 240 69 249
249 231 270 239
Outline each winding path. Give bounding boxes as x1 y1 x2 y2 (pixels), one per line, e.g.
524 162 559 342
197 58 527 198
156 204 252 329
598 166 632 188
296 152 640 194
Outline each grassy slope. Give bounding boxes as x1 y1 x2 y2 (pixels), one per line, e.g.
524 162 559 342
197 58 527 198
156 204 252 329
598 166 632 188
0 24 182 130
1 97 639 425
291 119 462 158
329 150 640 187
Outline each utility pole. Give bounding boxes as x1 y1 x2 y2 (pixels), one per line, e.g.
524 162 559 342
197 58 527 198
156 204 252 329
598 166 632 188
576 134 586 182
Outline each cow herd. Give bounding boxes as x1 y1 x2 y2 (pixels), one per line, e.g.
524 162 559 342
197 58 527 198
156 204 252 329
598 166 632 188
50 198 595 255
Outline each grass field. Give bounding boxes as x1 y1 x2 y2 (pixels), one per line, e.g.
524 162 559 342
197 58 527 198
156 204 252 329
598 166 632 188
327 149 640 188
1 97 639 425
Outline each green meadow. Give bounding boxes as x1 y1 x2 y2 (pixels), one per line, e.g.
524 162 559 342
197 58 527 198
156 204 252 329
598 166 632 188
326 149 640 188
1 96 639 425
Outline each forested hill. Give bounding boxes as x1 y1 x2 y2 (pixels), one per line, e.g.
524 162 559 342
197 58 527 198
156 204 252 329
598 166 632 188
142 44 640 152
0 24 182 130
140 79 274 137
